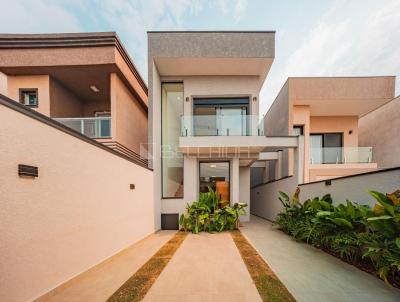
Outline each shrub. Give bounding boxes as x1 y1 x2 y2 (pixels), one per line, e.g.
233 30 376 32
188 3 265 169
274 188 400 286
179 186 247 233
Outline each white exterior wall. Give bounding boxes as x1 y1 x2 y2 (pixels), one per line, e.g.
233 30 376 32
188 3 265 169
154 75 261 222
299 168 400 208
239 167 251 222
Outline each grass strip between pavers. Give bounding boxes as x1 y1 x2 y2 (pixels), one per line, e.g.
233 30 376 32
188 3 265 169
107 231 188 302
231 230 297 302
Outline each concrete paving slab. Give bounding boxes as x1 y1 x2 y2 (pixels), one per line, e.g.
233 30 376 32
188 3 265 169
241 215 400 302
142 232 262 302
35 230 176 302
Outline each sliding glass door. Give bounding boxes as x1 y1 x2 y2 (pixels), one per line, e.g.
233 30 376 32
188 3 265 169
193 97 249 136
310 133 343 164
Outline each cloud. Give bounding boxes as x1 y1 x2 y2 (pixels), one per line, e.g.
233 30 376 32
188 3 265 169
233 0 248 22
260 0 400 114
0 0 81 33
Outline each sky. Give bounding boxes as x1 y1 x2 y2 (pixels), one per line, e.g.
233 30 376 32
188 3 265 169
1 0 399 115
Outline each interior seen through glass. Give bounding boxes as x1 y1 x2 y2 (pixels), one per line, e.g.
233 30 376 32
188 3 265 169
199 162 230 201
162 83 184 198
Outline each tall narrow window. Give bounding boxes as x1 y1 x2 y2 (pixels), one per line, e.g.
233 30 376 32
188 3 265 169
162 83 184 198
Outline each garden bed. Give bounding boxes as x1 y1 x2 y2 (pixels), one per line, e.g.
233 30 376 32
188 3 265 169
274 188 400 288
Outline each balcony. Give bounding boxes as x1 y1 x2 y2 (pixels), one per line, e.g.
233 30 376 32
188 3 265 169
55 117 111 139
180 115 264 137
310 147 373 164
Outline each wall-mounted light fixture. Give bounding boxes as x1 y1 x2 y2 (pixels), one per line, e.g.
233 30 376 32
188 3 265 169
349 130 353 135
130 184 135 190
325 179 332 186
90 85 100 93
185 97 189 102
18 164 38 177
252 96 257 102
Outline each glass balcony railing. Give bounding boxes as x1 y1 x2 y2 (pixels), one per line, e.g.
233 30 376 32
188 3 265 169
181 115 264 136
55 117 111 138
310 147 373 164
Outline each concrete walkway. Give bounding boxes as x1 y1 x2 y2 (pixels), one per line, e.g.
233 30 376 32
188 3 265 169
241 215 400 302
142 232 262 302
36 231 176 302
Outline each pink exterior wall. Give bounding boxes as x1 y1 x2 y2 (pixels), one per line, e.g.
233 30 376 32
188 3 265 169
110 73 148 154
309 116 358 147
359 96 400 168
49 77 84 117
7 75 50 116
0 104 154 302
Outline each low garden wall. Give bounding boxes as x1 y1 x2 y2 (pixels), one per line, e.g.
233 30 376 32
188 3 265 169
250 167 400 221
250 176 298 221
299 167 400 207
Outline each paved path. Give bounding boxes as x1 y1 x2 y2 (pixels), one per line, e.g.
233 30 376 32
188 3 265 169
36 231 176 302
142 232 262 302
241 215 400 302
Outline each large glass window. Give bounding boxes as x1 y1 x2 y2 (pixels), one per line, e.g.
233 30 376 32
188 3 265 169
162 83 184 198
193 98 249 136
199 161 230 201
310 133 343 164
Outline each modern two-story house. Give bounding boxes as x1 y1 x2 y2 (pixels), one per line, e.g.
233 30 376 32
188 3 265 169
0 32 148 165
253 76 395 185
148 31 306 229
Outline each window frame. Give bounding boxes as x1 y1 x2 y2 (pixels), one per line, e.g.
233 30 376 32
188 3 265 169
19 88 39 108
161 82 185 199
310 132 344 164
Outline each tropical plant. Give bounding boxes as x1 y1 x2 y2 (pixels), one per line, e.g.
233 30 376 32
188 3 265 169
274 187 400 286
179 186 248 233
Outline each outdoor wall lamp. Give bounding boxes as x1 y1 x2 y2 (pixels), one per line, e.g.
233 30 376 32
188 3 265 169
185 97 189 102
349 130 353 135
325 179 332 186
130 184 135 190
253 96 257 102
18 164 38 177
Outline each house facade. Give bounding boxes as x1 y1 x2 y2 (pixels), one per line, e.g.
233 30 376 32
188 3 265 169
0 32 148 164
147 31 304 228
254 77 395 185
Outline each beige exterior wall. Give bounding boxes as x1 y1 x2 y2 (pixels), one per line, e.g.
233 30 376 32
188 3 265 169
264 81 289 136
239 166 250 221
359 96 400 168
309 116 358 147
0 103 154 302
49 77 84 117
264 77 393 184
7 75 50 115
110 73 148 154
0 71 7 95
161 75 261 117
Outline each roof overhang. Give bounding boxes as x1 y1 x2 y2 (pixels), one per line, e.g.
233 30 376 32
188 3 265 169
289 77 395 116
148 31 275 86
0 32 148 108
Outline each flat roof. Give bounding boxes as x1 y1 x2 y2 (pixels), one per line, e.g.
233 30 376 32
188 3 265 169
147 30 276 33
0 32 147 94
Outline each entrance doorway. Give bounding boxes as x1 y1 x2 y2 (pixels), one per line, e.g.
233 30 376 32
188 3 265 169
199 161 230 201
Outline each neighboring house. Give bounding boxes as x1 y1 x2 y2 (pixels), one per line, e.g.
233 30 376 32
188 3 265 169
0 32 148 164
359 95 400 168
256 77 395 184
148 31 304 228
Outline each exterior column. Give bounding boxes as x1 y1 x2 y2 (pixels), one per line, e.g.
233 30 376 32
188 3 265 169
294 135 305 184
231 158 240 204
275 150 283 179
